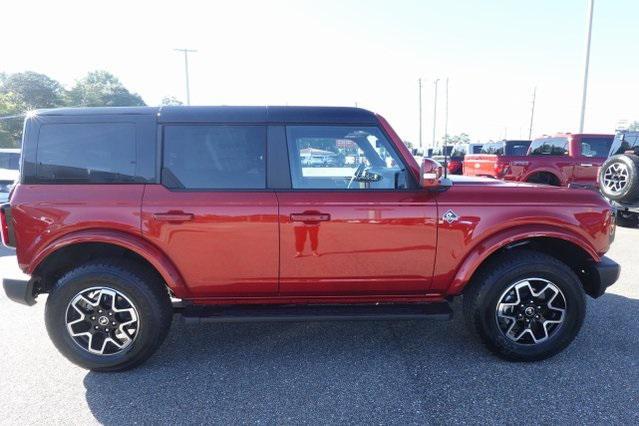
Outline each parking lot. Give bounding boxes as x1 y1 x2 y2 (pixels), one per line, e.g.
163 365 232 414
0 226 636 425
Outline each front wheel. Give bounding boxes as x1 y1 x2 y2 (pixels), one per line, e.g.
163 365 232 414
464 250 586 361
45 260 173 371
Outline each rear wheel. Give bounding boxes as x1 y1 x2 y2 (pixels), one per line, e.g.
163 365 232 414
464 250 585 361
45 259 173 371
526 172 561 186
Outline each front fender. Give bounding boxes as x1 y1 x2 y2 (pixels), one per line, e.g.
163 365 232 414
29 229 190 298
444 224 600 295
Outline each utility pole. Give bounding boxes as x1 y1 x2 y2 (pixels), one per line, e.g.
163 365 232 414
444 78 449 144
174 48 197 105
579 0 595 132
418 78 423 149
528 86 537 139
432 78 439 148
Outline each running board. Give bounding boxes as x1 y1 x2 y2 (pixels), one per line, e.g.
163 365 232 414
179 302 453 324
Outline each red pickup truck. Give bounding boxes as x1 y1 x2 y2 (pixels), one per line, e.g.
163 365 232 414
464 134 614 187
1 107 619 371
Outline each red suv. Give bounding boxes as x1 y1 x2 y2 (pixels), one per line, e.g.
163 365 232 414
1 107 619 371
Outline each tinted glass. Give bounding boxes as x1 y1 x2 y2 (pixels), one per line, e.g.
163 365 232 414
529 137 568 156
162 125 266 189
286 126 408 190
481 143 504 155
0 152 20 170
580 137 612 158
504 141 531 156
36 123 136 183
609 133 639 156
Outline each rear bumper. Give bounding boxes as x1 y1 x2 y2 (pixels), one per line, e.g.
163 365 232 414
588 256 620 298
3 277 37 306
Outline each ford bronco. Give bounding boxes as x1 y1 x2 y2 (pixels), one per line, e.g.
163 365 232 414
1 106 619 371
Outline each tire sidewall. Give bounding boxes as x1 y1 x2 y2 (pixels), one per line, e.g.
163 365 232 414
600 155 639 202
45 267 166 370
476 260 585 360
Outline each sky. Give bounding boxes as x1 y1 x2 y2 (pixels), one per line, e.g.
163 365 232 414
2 0 638 146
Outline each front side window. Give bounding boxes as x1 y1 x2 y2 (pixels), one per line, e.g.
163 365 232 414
529 137 568 156
162 125 266 190
610 133 639 156
580 137 612 158
286 126 409 190
36 122 136 183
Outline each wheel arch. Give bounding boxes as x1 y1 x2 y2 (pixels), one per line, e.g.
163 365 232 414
523 169 563 186
30 229 189 298
448 227 602 298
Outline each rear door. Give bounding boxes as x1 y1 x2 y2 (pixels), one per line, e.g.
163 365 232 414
276 124 438 296
141 124 279 298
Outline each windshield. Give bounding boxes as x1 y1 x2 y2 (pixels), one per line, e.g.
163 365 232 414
0 152 20 170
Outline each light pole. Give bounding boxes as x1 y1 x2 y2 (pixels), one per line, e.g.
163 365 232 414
579 0 594 132
432 78 439 148
174 48 197 105
418 78 423 149
444 78 449 143
528 86 537 139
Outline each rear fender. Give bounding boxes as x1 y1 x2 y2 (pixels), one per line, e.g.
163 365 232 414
30 229 190 298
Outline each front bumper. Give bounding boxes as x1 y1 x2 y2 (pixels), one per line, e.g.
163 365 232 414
588 256 621 298
3 277 37 306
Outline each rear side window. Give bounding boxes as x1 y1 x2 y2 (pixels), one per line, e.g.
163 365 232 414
610 133 639 156
580 137 612 158
505 141 531 156
481 143 504 155
529 138 568 156
162 125 266 190
36 123 136 183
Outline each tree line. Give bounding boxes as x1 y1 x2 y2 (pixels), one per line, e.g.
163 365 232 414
0 70 168 148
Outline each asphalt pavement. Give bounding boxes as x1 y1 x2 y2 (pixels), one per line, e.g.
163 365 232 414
0 227 637 425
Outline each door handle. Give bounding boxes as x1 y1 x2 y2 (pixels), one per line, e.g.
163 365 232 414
290 213 331 223
152 212 194 222
580 163 593 167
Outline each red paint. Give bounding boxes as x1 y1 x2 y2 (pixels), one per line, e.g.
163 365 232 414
8 120 615 306
464 134 613 186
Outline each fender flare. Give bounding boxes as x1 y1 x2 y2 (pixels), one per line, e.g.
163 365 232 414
522 168 564 185
447 224 600 295
29 229 190 298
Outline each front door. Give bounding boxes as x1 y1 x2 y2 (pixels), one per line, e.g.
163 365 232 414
278 125 437 296
142 124 278 298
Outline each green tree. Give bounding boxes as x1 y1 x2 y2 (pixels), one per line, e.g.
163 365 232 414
160 96 183 106
68 71 146 107
0 71 69 147
443 133 471 145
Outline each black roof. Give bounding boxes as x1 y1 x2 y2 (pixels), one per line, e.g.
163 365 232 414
35 106 378 124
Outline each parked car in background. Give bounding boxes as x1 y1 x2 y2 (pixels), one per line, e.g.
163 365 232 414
463 140 531 178
463 134 613 187
431 143 481 175
0 148 21 202
598 130 639 227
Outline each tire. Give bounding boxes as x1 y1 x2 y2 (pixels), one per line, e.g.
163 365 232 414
526 172 560 186
616 210 639 228
45 259 173 371
463 250 586 361
599 154 639 202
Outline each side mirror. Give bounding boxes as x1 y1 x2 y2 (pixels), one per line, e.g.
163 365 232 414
421 158 444 188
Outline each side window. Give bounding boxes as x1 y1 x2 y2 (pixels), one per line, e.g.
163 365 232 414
36 122 136 183
529 138 567 156
286 126 409 190
580 137 612 158
162 125 266 190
